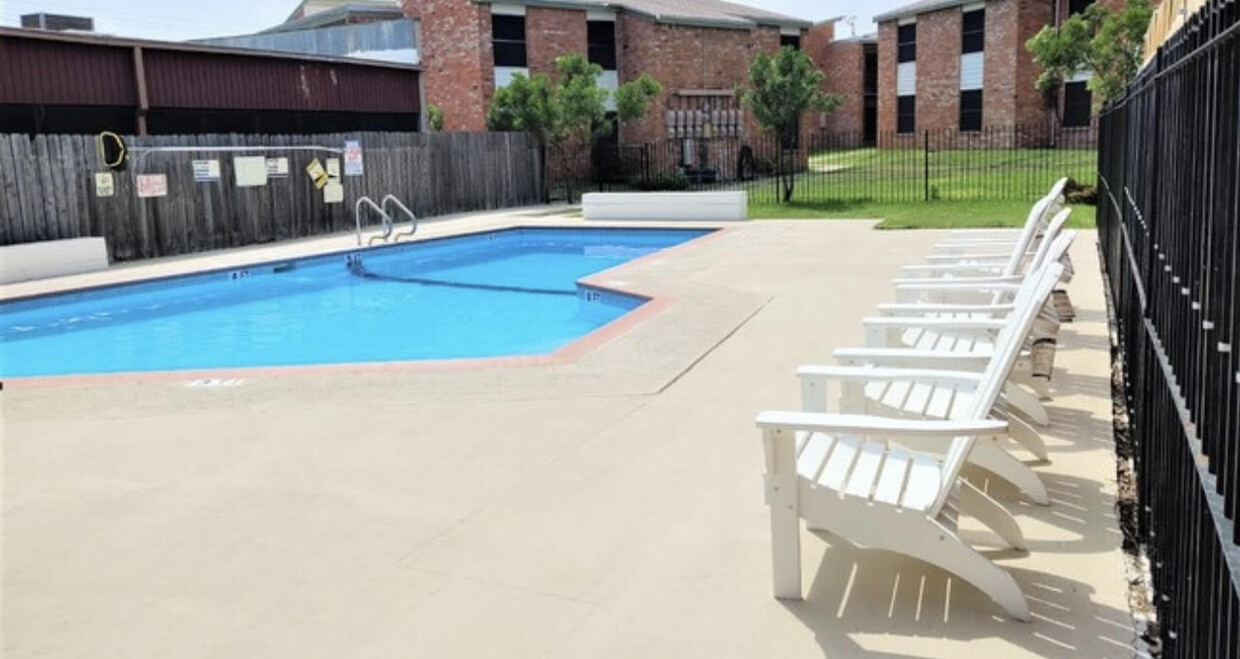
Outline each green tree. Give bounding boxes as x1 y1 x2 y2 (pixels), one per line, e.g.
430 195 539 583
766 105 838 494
738 47 843 203
1026 0 1153 120
486 54 662 202
427 104 445 132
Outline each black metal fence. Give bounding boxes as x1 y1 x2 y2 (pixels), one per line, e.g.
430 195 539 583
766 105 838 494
552 123 1097 205
1097 1 1240 657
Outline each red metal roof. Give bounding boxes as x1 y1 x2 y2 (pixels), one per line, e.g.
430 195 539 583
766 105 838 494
0 27 418 114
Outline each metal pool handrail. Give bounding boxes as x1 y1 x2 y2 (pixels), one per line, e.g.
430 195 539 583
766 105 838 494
383 195 419 242
355 196 393 246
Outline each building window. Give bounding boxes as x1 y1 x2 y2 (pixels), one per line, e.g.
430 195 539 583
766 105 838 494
960 89 982 131
1068 0 1094 16
897 23 916 63
961 9 984 53
780 34 801 50
1063 81 1092 127
897 95 915 134
587 20 616 70
492 15 527 67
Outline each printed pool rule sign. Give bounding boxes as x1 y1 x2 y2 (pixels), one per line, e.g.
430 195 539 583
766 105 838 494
192 159 220 182
306 159 329 189
234 156 268 187
265 157 289 177
93 172 114 197
136 173 168 198
326 158 341 179
343 140 363 176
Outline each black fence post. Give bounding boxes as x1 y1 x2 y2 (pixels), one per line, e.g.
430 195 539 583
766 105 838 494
923 129 930 202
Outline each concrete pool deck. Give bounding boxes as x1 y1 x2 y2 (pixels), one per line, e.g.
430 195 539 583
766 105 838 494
3 211 1137 658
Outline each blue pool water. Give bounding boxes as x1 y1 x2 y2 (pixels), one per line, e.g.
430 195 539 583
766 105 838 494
0 228 709 377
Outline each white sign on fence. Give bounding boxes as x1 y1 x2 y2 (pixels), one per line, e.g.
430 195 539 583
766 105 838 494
94 172 114 197
326 158 341 179
343 140 363 176
324 181 344 203
192 159 220 182
265 157 289 177
136 174 168 198
234 156 268 187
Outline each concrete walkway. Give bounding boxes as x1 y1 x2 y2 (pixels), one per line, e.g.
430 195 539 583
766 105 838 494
2 214 1135 658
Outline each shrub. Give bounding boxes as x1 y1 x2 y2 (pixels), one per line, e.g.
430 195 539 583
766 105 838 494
1064 177 1098 205
631 173 690 191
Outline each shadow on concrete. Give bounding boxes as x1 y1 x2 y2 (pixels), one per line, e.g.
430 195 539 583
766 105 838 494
782 539 1140 658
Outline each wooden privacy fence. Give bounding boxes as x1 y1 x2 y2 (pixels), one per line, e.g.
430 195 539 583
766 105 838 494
0 131 544 262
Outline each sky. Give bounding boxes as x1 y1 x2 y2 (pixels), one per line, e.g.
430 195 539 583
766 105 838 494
0 0 909 42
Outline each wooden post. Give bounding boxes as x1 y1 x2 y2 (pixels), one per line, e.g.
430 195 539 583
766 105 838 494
132 47 149 135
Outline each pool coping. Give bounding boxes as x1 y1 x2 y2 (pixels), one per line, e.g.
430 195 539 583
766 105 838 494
1 223 733 388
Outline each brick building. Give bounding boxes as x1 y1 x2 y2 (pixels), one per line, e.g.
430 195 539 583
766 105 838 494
400 0 815 146
805 24 878 145
874 0 1130 142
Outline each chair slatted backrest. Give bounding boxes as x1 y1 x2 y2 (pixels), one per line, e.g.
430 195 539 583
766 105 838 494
989 208 1073 305
1001 178 1069 278
928 258 1068 516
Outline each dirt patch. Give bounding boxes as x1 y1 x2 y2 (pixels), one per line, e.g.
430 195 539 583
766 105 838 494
1101 250 1160 656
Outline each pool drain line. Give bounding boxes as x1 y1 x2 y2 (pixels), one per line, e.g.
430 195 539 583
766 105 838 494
348 263 577 297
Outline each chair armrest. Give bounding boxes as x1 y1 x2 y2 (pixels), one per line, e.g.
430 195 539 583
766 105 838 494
876 302 1015 316
797 364 986 387
901 263 1008 273
925 252 1019 262
894 281 1022 293
893 274 1023 286
833 347 993 370
862 316 1008 331
755 411 1006 440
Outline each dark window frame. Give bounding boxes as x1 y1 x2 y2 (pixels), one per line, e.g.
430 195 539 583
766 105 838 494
587 20 617 71
959 89 983 132
897 23 916 63
491 14 528 68
961 8 984 53
897 95 915 134
780 34 801 50
1062 81 1092 128
1068 0 1093 16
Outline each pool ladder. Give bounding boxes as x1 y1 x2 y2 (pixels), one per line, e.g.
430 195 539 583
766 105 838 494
355 194 418 246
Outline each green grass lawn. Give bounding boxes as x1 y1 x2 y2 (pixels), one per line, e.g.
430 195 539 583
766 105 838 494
744 146 1097 208
749 199 1097 230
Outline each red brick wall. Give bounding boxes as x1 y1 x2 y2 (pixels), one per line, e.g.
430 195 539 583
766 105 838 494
526 6 587 77
876 21 899 141
807 22 871 137
915 9 963 133
402 0 492 131
616 14 785 145
1015 0 1055 129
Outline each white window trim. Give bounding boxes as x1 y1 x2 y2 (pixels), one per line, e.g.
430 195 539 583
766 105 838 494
491 3 526 16
898 16 917 26
780 26 801 36
586 8 616 21
961 2 986 12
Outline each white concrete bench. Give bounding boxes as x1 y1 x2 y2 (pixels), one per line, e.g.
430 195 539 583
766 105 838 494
582 191 747 221
0 237 109 284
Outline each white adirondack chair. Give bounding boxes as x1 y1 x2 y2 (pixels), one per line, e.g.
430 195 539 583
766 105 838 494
802 259 1068 505
755 262 1065 622
878 228 1077 404
929 178 1067 253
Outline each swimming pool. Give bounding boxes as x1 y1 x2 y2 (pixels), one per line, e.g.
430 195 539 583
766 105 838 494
0 227 710 378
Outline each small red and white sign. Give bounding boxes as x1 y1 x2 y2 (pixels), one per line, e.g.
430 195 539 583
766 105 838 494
343 140 364 176
136 173 168 198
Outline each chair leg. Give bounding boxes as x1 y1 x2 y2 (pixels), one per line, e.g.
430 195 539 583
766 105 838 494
970 442 1050 506
959 480 1026 550
1007 414 1050 462
1004 382 1050 426
877 520 1031 622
